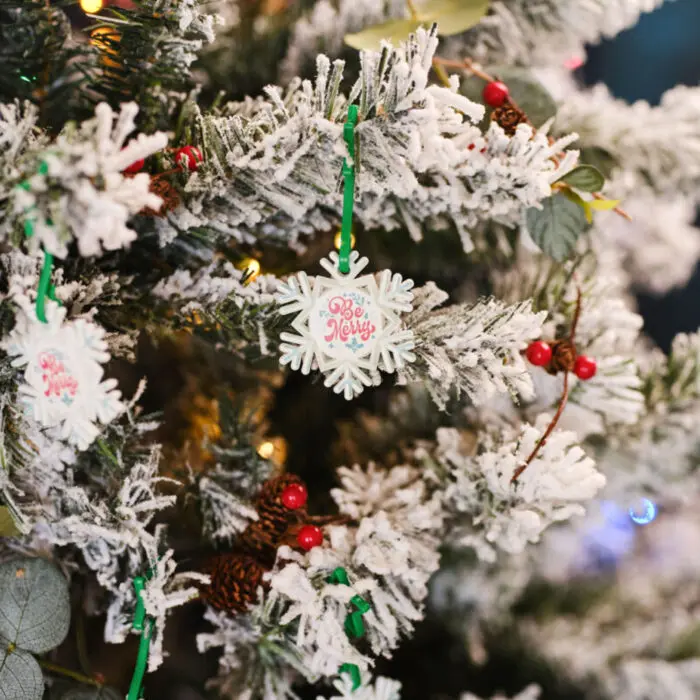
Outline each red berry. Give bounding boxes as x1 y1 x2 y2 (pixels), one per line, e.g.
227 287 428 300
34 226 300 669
281 483 308 510
525 341 552 367
574 355 597 380
297 525 323 551
123 158 145 174
483 81 510 108
175 145 203 172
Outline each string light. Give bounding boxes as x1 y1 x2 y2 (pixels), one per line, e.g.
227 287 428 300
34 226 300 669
629 497 657 526
257 441 275 459
240 258 261 285
80 0 104 12
334 231 355 250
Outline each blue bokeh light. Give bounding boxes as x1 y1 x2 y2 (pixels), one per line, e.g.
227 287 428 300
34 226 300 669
629 498 658 526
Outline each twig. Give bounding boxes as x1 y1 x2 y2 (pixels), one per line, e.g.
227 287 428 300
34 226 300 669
38 659 103 688
406 0 419 20
592 192 632 221
511 371 570 483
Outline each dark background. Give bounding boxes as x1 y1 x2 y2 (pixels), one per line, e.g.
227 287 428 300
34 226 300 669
585 0 700 351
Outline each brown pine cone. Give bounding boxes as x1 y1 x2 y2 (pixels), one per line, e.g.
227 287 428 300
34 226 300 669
492 102 528 136
549 339 577 374
199 552 266 613
141 178 181 217
240 474 306 566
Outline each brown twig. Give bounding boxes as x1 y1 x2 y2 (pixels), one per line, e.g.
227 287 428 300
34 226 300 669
512 287 583 483
592 191 632 221
511 370 570 483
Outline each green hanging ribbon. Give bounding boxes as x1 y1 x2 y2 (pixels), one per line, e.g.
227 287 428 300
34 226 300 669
127 574 154 700
338 105 359 275
17 161 60 324
327 566 371 691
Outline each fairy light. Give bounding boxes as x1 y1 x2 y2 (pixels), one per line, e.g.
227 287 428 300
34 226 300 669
334 231 355 250
257 441 275 459
240 258 261 285
80 0 104 12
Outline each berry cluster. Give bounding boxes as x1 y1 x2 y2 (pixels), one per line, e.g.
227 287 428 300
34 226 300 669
200 474 328 613
525 340 597 381
122 145 204 175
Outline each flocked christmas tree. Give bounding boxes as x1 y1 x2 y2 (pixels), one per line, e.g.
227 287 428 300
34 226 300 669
0 1 699 699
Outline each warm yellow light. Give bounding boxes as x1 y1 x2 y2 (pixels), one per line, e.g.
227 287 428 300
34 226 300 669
241 258 261 285
80 0 104 13
334 231 356 250
257 441 275 459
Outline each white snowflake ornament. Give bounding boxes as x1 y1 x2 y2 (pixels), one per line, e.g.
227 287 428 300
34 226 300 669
3 295 125 450
276 251 416 399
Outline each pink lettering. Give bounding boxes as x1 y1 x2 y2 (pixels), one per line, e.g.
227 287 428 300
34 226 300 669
38 352 78 401
323 296 376 344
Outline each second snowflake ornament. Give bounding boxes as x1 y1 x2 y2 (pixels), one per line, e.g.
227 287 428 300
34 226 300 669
276 250 416 399
276 105 416 399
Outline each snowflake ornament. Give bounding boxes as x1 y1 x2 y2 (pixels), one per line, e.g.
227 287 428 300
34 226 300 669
276 251 416 399
3 295 125 450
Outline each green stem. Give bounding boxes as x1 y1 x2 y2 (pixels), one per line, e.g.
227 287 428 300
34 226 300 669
38 659 102 688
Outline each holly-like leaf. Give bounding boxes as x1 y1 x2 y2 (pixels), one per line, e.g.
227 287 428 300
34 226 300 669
0 647 44 700
0 557 70 653
557 165 606 193
0 506 20 537
345 0 490 50
61 688 122 700
526 193 589 262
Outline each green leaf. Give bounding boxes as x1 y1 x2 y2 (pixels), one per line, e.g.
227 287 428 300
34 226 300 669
345 0 490 49
526 193 589 262
421 0 491 36
579 146 618 179
344 18 424 50
560 187 593 223
0 558 70 653
0 647 44 700
486 67 557 127
61 688 122 700
557 165 606 193
0 507 20 537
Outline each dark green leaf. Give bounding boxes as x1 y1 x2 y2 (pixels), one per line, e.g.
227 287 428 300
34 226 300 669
0 558 70 653
487 67 557 127
526 193 589 262
557 165 606 193
0 647 44 700
579 147 618 179
0 507 20 537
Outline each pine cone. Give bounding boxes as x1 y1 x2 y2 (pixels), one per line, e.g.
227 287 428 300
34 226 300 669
141 177 181 217
492 102 528 136
240 474 306 566
549 339 577 374
199 552 266 613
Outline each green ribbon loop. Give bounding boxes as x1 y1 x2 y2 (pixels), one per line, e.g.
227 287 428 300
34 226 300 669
18 161 60 324
339 105 358 275
327 566 372 691
127 565 158 700
340 663 362 691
